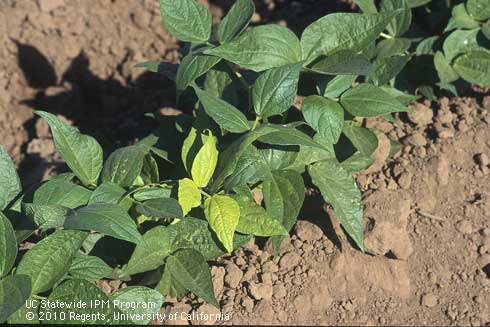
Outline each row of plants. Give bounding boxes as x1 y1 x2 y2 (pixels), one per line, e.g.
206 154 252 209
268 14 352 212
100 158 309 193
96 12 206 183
1 0 489 324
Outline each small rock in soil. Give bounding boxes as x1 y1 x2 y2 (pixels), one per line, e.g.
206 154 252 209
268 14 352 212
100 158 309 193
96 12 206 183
224 262 243 288
279 252 302 271
408 102 433 126
211 266 225 297
406 132 427 146
190 303 221 326
38 0 65 12
241 297 254 312
397 171 413 189
475 153 490 167
294 220 324 242
162 303 192 325
253 300 275 323
455 220 473 235
248 282 273 301
421 293 438 308
273 284 287 299
262 261 278 273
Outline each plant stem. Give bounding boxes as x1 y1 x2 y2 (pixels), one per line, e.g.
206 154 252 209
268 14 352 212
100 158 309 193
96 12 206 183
200 189 211 198
252 116 260 130
379 32 393 39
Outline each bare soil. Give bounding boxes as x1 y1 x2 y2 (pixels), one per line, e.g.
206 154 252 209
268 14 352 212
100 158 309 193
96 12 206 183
1 1 490 326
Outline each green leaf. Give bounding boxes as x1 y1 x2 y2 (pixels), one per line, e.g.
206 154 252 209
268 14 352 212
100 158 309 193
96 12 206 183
101 145 147 188
159 0 212 43
157 265 187 299
204 195 240 253
258 145 299 171
125 226 177 276
7 296 39 324
205 25 302 72
181 127 200 173
211 125 277 193
176 49 221 91
0 275 31 324
341 151 376 172
483 21 490 40
0 213 16 277
89 182 126 204
135 61 178 81
33 179 91 209
434 51 459 84
35 111 103 187
223 146 271 191
443 29 483 62
16 230 88 294
308 50 372 75
316 75 357 98
342 123 379 155
302 96 344 144
65 204 142 244
172 217 250 259
380 85 418 105
191 130 219 188
40 279 114 324
69 255 113 281
263 170 305 255
252 62 302 117
204 66 239 105
445 4 480 31
415 36 439 56
381 0 411 37
166 248 218 307
406 0 430 7
233 195 288 236
258 124 327 150
453 51 490 87
140 154 160 184
353 0 378 13
133 187 172 202
376 37 411 58
368 54 411 86
285 134 336 172
309 159 364 251
111 287 163 325
301 12 395 63
217 0 255 43
466 0 490 21
340 83 407 117
136 198 184 219
178 178 202 216
22 203 69 230
0 145 21 211
193 86 252 133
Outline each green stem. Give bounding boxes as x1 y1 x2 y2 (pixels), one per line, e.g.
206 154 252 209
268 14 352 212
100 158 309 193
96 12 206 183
32 295 47 300
251 116 261 130
379 32 393 39
200 189 211 198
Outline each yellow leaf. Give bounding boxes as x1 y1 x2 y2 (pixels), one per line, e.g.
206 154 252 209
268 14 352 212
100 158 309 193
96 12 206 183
204 195 240 253
178 178 202 215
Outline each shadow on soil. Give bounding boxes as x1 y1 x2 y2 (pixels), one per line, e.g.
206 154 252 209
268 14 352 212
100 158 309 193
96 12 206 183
14 41 178 187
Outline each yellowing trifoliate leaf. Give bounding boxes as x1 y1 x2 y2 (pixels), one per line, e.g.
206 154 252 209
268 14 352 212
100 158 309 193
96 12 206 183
178 178 202 215
204 195 240 253
191 131 218 187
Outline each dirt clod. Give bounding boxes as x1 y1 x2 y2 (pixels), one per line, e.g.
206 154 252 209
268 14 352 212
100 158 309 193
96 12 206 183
294 220 324 242
421 293 438 308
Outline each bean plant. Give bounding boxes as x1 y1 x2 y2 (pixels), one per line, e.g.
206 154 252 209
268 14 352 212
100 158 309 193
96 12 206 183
1 0 489 324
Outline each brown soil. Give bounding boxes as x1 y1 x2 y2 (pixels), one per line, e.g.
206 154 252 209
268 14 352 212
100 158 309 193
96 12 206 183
1 1 490 326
